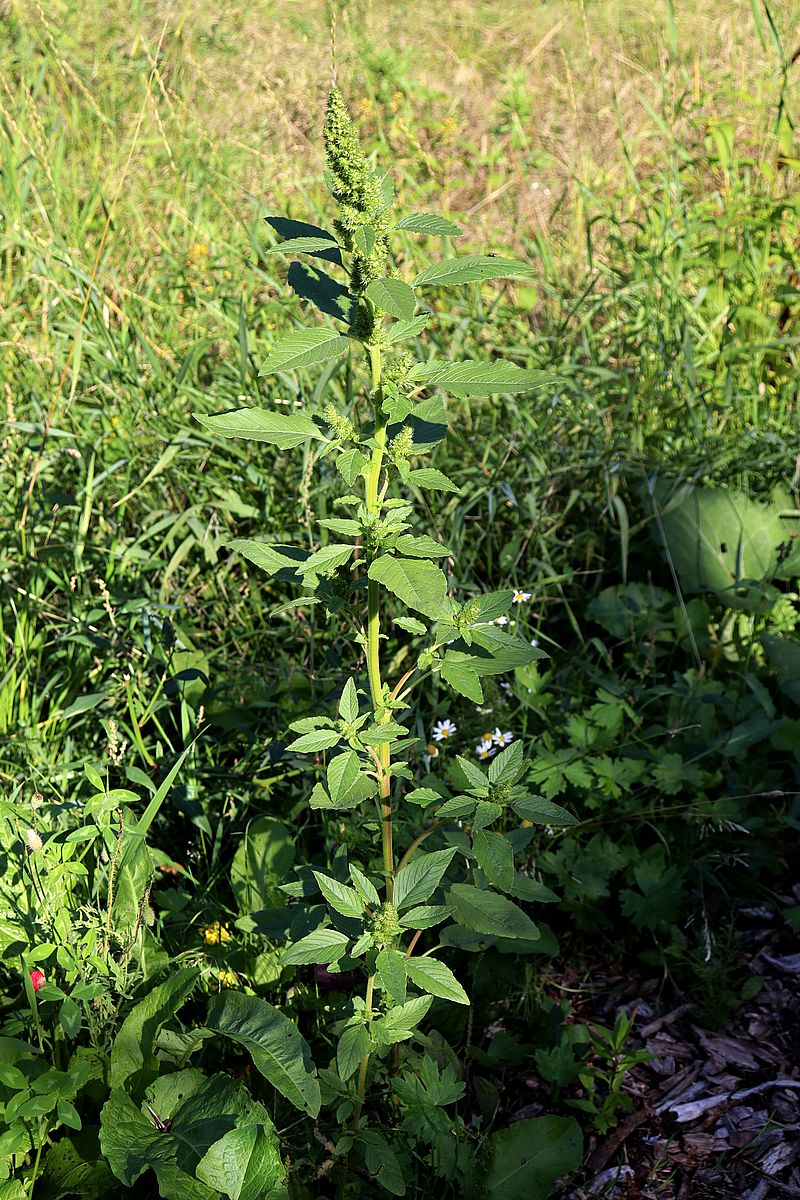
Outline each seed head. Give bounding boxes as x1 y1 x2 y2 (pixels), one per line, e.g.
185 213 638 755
25 828 43 852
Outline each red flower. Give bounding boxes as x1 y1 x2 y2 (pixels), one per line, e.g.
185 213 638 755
30 970 46 992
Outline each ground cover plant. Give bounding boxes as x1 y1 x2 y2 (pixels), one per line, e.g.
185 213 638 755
1 1 799 1197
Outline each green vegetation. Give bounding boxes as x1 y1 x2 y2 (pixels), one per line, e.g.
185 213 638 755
1 1 799 1196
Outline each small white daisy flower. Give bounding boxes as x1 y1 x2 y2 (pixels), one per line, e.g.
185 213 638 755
494 615 509 625
530 638 539 648
500 682 513 694
475 705 493 715
475 739 496 761
432 719 457 742
512 591 531 604
492 728 513 746
426 742 440 759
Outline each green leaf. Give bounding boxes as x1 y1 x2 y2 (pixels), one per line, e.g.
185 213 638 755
377 948 408 1003
231 817 295 914
265 216 341 264
286 729 341 753
409 360 552 397
472 830 515 892
405 956 469 1005
109 968 199 1097
228 540 309 578
339 678 359 723
366 277 417 320
296 543 353 577
448 884 539 940
394 616 427 634
453 755 490 795
101 1072 275 1197
385 315 430 345
359 1130 406 1196
205 992 321 1116
485 1116 583 1200
319 517 361 537
395 534 451 558
282 928 350 966
323 751 377 809
412 255 535 287
371 996 433 1045
337 448 368 485
652 481 785 610
197 407 325 448
368 556 448 620
394 847 458 911
337 1023 370 1082
440 657 483 703
313 872 365 919
349 864 381 908
407 468 460 494
398 905 452 930
40 1134 116 1199
396 213 463 236
513 797 577 826
267 235 340 255
488 741 525 786
288 262 354 323
353 226 376 257
196 1121 285 1200
260 329 350 375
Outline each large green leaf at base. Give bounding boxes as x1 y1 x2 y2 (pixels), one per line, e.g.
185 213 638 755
651 481 785 610
205 992 320 1117
231 818 295 914
484 1116 582 1200
100 1072 284 1200
196 408 324 449
109 968 199 1096
368 556 448 620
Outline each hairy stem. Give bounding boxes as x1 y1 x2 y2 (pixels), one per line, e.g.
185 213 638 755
364 344 394 897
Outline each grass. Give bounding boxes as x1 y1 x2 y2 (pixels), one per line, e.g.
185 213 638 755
2 0 799 782
1 6 799 1193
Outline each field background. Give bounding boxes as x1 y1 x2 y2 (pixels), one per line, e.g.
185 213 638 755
3 0 799 783
2 2 800 1195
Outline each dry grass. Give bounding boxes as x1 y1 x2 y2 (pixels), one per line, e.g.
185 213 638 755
4 0 798 261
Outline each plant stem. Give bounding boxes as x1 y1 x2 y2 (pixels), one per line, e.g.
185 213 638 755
396 820 447 874
364 344 393 898
352 972 375 1131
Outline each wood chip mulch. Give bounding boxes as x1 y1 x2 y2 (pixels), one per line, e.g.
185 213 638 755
558 889 800 1199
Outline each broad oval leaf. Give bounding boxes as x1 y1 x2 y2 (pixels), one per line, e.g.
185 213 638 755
312 871 365 919
365 277 417 321
368 556 449 620
472 830 515 892
267 235 340 255
448 883 539 940
485 1115 582 1200
205 992 321 1116
337 1022 371 1082
110 967 199 1096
